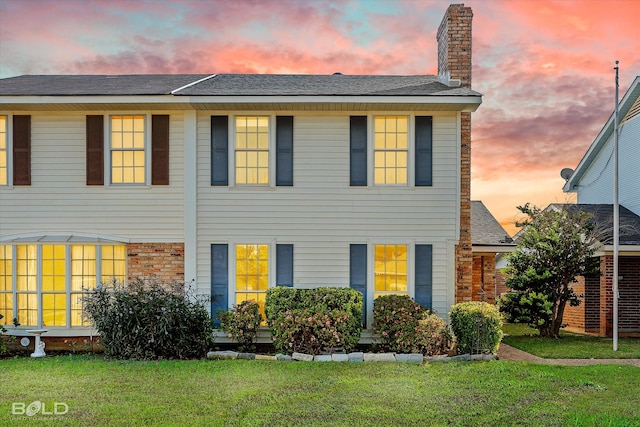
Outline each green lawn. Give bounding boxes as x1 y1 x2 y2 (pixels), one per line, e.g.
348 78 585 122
1 355 639 426
502 324 640 359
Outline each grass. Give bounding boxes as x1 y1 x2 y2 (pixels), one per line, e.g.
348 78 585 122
1 355 639 426
502 324 640 359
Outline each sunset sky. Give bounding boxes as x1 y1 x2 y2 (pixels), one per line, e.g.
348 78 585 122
1 0 638 235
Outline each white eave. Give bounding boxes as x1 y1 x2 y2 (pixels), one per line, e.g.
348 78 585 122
563 76 640 193
0 94 482 112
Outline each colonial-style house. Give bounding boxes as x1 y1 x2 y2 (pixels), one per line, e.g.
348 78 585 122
0 4 481 338
562 75 640 336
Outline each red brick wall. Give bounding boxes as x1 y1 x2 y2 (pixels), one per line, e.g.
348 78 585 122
437 4 474 303
472 254 496 304
599 255 640 336
127 243 185 284
495 268 509 298
564 277 586 332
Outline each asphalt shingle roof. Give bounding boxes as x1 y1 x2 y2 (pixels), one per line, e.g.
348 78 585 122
551 204 640 245
471 200 514 246
0 74 211 95
0 74 481 97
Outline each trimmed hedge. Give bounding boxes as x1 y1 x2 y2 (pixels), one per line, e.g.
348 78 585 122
265 287 363 355
449 301 503 355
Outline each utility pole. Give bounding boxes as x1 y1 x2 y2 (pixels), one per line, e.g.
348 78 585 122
613 61 619 351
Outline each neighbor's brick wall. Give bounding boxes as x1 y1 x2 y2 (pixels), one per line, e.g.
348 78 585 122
564 277 586 332
437 4 474 303
472 254 496 304
599 255 640 336
495 268 509 298
127 243 185 284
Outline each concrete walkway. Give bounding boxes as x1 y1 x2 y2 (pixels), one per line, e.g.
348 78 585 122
497 343 640 367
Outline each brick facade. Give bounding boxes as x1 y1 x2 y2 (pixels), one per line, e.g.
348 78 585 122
472 254 497 304
565 255 639 336
437 4 474 303
127 243 185 284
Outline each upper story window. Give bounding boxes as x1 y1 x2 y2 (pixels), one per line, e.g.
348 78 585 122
374 116 408 185
235 116 269 185
0 116 7 186
110 115 146 184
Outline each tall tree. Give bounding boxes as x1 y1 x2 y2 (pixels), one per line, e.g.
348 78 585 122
499 204 601 338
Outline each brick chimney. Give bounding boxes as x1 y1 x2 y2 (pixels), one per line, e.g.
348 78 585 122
437 4 474 303
437 3 473 88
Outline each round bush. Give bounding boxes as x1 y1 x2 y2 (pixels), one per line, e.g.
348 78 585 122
449 301 503 355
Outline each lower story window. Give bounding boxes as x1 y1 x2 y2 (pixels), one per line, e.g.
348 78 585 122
0 244 127 327
373 244 408 299
235 244 268 318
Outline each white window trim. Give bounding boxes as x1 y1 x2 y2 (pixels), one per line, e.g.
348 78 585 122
229 113 276 188
366 240 415 328
105 113 152 187
367 113 415 188
227 240 276 310
0 114 13 188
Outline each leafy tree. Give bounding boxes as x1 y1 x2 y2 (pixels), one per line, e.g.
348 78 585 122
498 204 601 338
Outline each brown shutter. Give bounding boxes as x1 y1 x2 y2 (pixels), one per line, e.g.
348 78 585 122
86 115 104 185
13 115 31 186
152 115 169 185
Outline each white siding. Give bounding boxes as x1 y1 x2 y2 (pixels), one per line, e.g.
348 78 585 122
577 115 640 216
0 112 185 241
195 112 459 318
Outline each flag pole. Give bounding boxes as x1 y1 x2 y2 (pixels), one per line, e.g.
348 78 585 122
613 60 619 351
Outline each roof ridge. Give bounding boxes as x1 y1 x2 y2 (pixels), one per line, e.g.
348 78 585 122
171 74 217 94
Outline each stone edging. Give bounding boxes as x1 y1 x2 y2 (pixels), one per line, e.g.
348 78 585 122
207 350 496 363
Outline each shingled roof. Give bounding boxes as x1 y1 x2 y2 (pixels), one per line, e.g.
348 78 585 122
0 74 481 97
550 204 640 246
471 201 514 247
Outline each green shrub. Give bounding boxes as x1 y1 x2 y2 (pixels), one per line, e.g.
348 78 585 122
373 294 450 355
0 314 8 356
270 309 356 355
498 291 553 330
83 279 214 360
218 300 263 352
449 301 503 355
265 287 362 354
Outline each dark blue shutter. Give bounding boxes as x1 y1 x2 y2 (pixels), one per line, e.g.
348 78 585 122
350 116 367 186
276 116 294 186
211 116 228 186
415 116 433 186
210 244 229 327
349 244 367 326
276 244 294 287
415 244 433 309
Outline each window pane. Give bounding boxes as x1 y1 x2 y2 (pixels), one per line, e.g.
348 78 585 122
235 116 269 186
235 245 268 314
373 244 408 296
373 116 408 186
17 293 37 326
111 116 145 184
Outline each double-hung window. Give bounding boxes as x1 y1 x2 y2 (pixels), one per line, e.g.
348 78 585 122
373 244 408 298
235 244 269 317
110 115 146 184
350 115 432 187
235 116 269 185
374 116 408 185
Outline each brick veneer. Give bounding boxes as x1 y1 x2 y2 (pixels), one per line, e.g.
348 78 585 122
437 4 474 303
127 243 185 284
472 254 497 304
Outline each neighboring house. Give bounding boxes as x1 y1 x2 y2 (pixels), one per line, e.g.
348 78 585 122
562 75 640 337
0 4 481 338
470 200 515 304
